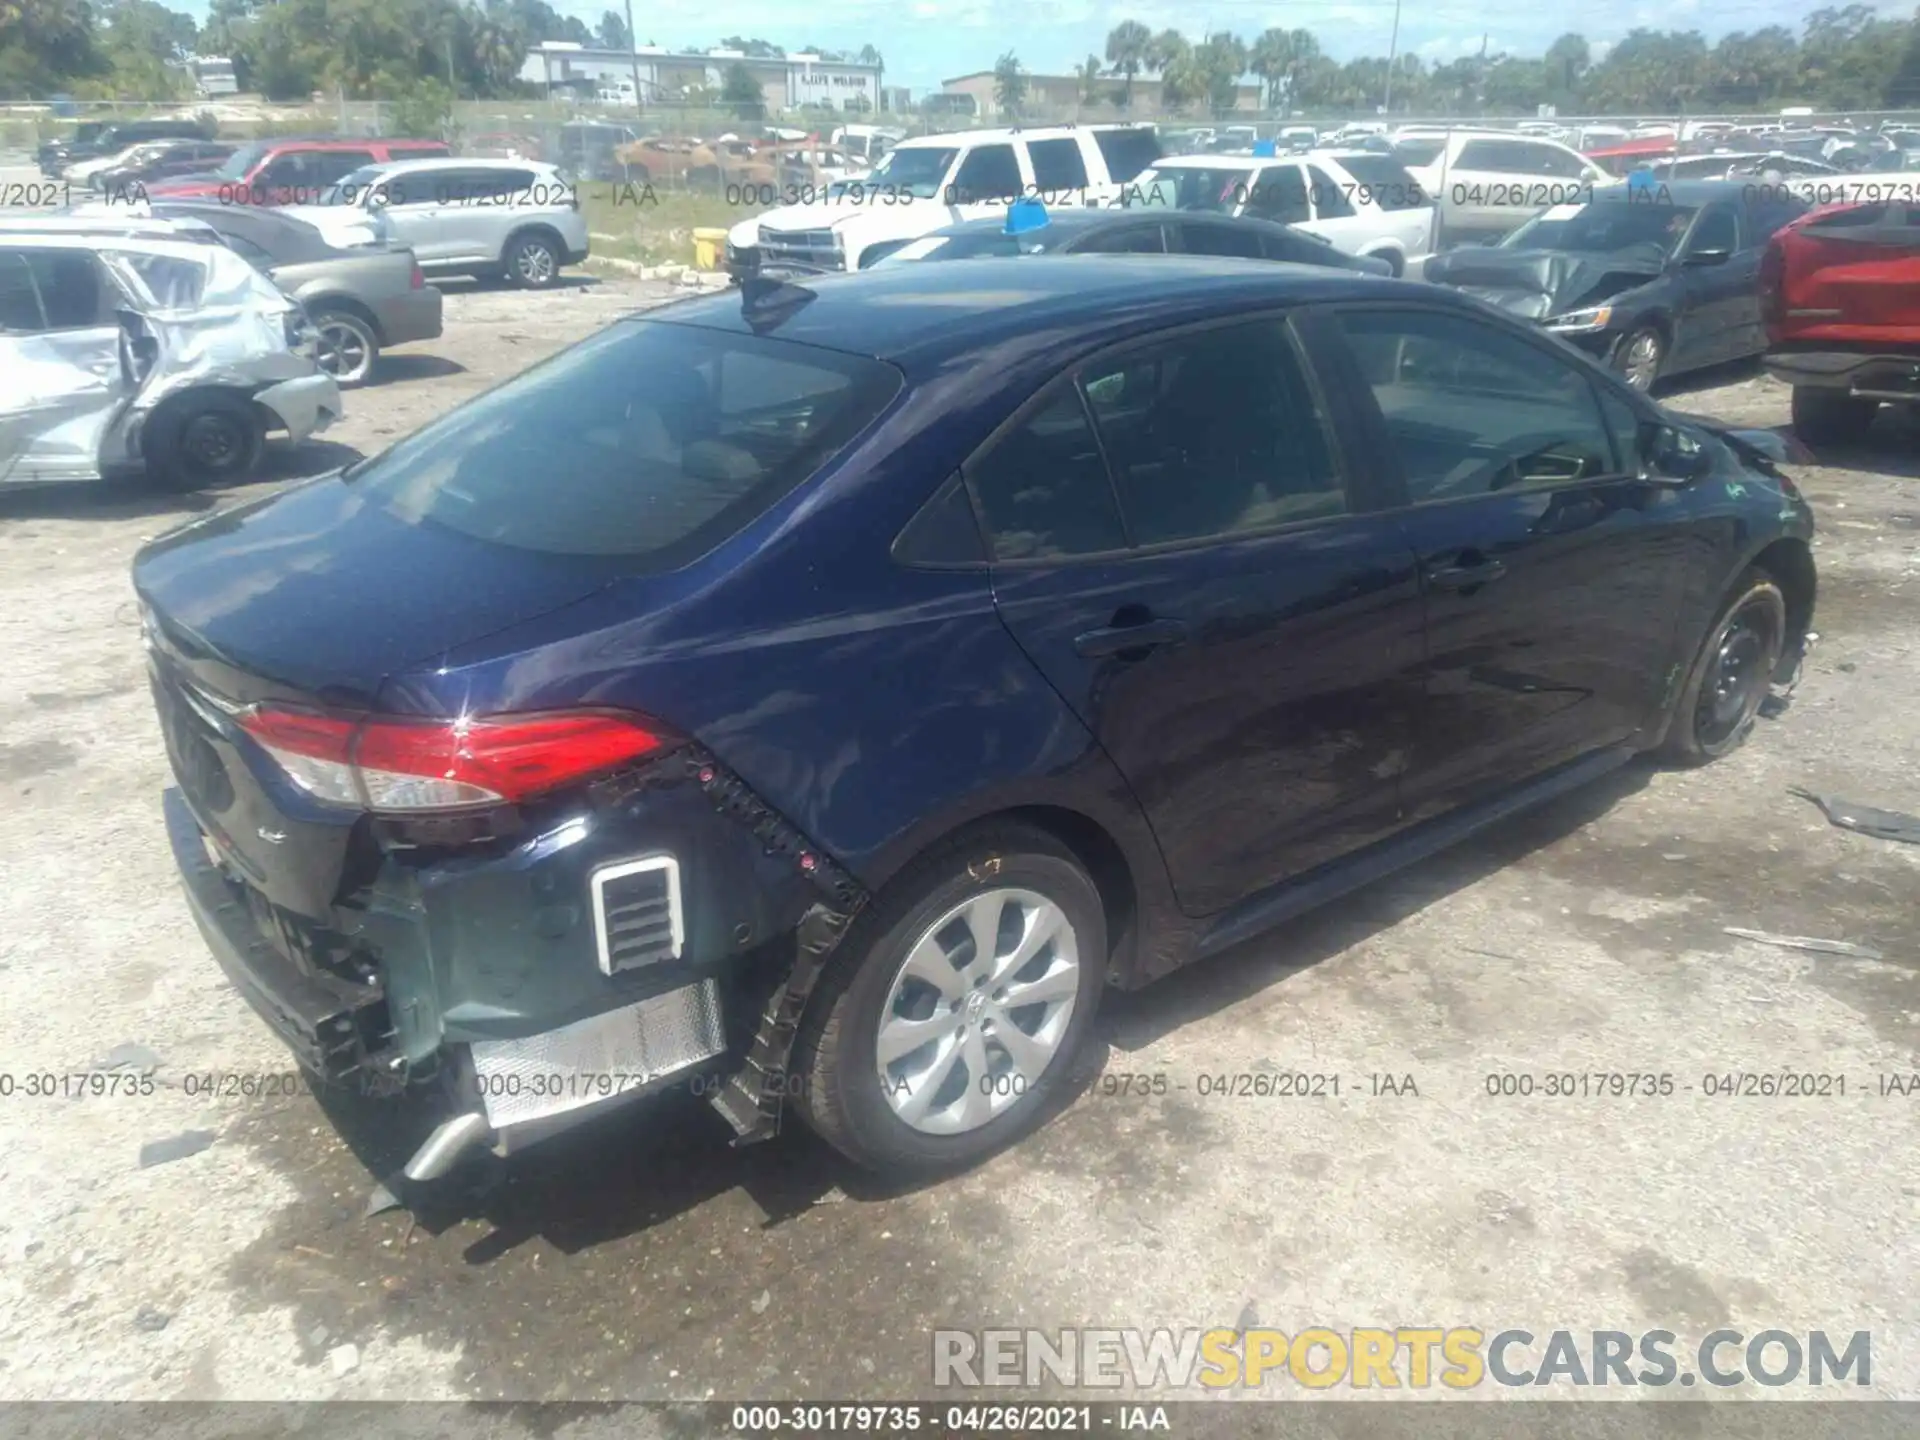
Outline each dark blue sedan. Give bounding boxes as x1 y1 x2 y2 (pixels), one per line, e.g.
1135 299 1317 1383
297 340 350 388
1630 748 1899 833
136 258 1816 1180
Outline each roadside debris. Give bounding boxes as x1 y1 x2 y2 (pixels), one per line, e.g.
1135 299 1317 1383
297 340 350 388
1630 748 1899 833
1791 787 1920 845
132 1306 171 1333
93 1043 162 1075
138 1130 216 1168
328 1343 360 1377
1723 928 1885 961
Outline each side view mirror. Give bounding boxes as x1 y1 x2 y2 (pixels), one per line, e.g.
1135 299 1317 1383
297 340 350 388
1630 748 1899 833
1684 246 1732 266
1643 423 1710 482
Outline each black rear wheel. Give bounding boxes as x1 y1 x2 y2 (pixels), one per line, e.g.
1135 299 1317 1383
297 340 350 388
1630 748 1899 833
1790 386 1877 447
143 392 265 491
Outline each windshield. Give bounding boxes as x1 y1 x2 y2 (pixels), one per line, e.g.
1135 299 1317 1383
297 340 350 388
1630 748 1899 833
1123 166 1253 213
1502 199 1699 254
346 321 902 566
211 142 268 181
863 146 957 198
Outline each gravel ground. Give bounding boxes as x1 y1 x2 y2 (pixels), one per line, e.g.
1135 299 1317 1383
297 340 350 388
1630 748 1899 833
0 273 1915 1411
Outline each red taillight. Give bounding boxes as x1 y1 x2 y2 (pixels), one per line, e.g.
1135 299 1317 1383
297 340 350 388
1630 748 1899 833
239 706 672 812
410 263 425 289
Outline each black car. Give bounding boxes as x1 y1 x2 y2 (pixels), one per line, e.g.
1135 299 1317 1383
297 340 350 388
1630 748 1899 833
37 119 212 177
1424 180 1810 391
136 258 1814 1183
870 206 1393 274
89 140 238 193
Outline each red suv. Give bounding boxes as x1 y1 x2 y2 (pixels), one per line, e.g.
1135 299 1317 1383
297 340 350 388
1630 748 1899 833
1762 200 1920 444
148 137 451 207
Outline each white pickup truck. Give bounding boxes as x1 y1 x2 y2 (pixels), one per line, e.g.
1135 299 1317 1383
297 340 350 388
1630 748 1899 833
726 123 1163 278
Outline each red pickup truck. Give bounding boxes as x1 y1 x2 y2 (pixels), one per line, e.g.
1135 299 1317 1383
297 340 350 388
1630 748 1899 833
1761 200 1920 444
147 137 450 207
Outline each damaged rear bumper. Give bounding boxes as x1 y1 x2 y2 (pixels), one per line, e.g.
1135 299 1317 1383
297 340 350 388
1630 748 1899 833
254 373 342 443
161 744 868 1182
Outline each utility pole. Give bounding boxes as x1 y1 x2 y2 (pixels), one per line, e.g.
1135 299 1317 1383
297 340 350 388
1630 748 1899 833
1382 0 1402 114
623 0 643 116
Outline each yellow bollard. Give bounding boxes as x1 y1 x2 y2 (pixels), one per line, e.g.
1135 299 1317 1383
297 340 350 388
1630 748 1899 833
692 228 729 271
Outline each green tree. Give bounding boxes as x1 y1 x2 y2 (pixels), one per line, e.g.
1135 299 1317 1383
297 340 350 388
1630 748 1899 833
1194 31 1246 115
1543 32 1589 95
595 10 628 49
1078 52 1103 105
388 74 453 135
1104 19 1150 107
993 49 1025 116
719 59 763 118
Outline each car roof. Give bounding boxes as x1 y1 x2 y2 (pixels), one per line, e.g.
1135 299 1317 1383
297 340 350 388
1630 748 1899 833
1593 179 1773 204
341 156 553 176
893 124 1150 150
0 231 213 262
647 255 1438 379
258 137 447 152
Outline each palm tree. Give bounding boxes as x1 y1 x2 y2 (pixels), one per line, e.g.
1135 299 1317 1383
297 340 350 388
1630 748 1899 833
1105 20 1150 108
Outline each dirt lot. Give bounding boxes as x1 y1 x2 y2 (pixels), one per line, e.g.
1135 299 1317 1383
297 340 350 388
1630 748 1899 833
0 272 1916 1410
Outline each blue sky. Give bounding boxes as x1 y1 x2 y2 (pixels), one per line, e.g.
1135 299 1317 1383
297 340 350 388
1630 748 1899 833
170 0 1907 92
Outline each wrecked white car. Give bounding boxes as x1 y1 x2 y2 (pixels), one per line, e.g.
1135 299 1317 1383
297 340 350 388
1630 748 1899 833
0 232 341 488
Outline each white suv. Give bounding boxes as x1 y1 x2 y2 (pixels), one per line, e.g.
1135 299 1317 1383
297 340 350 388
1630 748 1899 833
728 124 1163 277
1123 149 1436 275
281 159 590 288
1403 132 1616 244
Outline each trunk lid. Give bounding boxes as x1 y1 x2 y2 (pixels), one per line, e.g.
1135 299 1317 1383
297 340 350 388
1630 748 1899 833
136 475 625 917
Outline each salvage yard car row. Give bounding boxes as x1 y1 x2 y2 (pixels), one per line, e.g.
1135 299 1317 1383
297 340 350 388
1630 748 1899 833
0 116 1908 492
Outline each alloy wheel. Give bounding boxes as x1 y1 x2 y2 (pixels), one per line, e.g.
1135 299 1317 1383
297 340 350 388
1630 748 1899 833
514 241 556 285
875 887 1081 1136
1619 331 1662 392
314 318 373 384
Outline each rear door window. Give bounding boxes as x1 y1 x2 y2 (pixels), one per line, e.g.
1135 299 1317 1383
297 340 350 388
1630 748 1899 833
347 322 902 568
1075 224 1165 254
1243 164 1309 223
1306 165 1355 218
0 253 47 331
1079 319 1345 545
1177 221 1263 259
967 390 1126 561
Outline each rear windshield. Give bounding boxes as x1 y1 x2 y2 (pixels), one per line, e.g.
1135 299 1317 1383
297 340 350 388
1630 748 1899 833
345 322 902 565
1392 138 1446 166
1331 153 1425 207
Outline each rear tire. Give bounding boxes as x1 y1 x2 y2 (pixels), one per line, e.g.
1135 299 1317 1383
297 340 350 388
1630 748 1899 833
142 392 265 491
793 823 1107 1177
504 231 561 288
1790 386 1877 447
1659 568 1787 765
